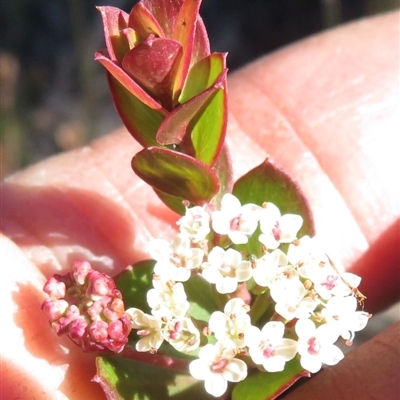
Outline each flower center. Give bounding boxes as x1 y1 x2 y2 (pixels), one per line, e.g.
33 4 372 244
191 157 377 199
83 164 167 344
262 342 275 358
219 264 235 277
230 214 241 231
211 358 228 373
272 222 281 241
307 337 320 355
321 275 338 290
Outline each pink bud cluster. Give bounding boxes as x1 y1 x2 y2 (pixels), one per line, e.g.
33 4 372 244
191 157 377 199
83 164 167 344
42 260 131 353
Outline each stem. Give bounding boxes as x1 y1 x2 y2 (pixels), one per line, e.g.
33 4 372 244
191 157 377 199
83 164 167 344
248 290 273 325
117 345 191 372
212 143 233 208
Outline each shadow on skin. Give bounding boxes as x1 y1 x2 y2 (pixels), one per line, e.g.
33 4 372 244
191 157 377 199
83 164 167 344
10 282 104 399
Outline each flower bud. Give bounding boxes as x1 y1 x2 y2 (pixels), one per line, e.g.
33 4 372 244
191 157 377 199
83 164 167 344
42 260 132 353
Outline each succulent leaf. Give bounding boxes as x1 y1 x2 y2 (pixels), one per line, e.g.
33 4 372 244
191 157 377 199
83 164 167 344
131 146 220 205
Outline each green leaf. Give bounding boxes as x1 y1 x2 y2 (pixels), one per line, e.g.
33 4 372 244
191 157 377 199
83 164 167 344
232 359 310 400
179 53 226 104
131 147 220 206
154 189 186 215
232 158 315 257
156 69 227 166
94 354 211 400
104 72 166 147
190 75 227 166
156 72 224 146
114 260 155 313
184 274 215 323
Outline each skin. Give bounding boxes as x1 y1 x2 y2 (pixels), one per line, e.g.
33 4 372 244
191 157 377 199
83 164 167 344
1 10 399 400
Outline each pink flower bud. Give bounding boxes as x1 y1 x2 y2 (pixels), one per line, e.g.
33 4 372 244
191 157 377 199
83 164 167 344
86 270 116 300
42 298 68 322
89 321 109 342
73 260 93 285
42 260 132 353
43 277 66 299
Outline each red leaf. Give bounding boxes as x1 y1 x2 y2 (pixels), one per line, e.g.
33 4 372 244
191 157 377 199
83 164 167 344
141 0 182 38
128 2 165 41
172 0 202 98
122 37 183 110
97 6 129 63
95 51 167 113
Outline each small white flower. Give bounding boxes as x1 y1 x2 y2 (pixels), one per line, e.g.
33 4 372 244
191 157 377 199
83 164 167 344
299 259 361 300
125 308 164 352
286 235 324 266
177 206 211 243
252 249 291 288
296 319 344 373
245 321 297 372
259 203 303 249
211 193 262 244
164 317 200 353
321 295 369 343
270 277 318 321
202 247 252 294
189 339 247 397
150 234 204 282
209 298 251 348
147 280 189 319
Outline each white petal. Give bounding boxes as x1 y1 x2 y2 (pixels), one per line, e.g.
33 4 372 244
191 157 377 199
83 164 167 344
295 318 316 339
205 373 228 398
300 354 322 373
279 214 303 242
224 248 242 266
320 344 344 366
236 261 252 282
211 212 229 235
208 246 225 266
216 277 237 294
259 233 280 249
199 343 219 364
316 323 340 344
261 321 285 342
202 267 219 284
349 312 370 332
209 311 228 337
223 358 247 382
229 230 249 244
263 355 286 372
342 272 362 288
221 193 241 214
224 298 246 315
189 359 209 380
276 339 298 361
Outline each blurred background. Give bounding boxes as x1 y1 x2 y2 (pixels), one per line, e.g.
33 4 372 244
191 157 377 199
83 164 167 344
1 0 399 177
0 0 399 351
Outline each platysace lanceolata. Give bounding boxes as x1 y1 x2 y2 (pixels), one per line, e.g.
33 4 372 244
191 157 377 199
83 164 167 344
42 1 370 399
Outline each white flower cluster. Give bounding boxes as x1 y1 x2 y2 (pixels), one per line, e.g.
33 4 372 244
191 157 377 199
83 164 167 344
125 193 370 398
